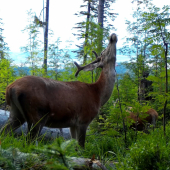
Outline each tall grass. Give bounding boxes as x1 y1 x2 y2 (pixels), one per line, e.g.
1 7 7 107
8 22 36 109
117 124 170 170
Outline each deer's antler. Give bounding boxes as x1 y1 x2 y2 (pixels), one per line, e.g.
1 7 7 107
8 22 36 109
74 62 84 77
74 53 101 77
92 51 98 58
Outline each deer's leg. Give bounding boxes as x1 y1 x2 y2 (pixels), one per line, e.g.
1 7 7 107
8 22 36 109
26 113 49 142
77 125 88 148
70 126 77 139
0 102 25 135
151 115 157 131
27 122 44 141
151 115 156 127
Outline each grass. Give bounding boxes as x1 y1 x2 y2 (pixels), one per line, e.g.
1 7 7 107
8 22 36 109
0 131 75 170
1 123 170 169
116 124 170 170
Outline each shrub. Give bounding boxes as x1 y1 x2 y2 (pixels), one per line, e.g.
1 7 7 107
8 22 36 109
117 126 170 170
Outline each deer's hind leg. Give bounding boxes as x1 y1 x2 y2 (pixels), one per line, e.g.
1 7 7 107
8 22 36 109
25 109 50 142
0 101 26 135
26 119 46 141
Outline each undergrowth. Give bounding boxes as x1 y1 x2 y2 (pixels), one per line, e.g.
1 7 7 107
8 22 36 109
117 124 170 170
1 124 170 169
0 132 77 170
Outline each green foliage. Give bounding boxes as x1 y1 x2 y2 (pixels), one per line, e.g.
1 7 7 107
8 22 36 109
2 122 170 170
20 9 73 80
117 73 138 103
0 147 41 170
34 138 78 170
117 125 170 170
0 59 15 106
48 38 72 80
0 132 47 169
142 5 170 43
0 132 78 170
89 72 138 134
21 9 44 76
0 18 9 59
83 20 109 57
82 132 126 161
118 3 170 126
73 0 116 63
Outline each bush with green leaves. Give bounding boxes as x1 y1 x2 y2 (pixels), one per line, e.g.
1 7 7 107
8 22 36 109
117 124 170 170
0 59 15 107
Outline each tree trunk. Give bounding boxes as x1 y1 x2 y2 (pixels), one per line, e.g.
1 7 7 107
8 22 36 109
158 16 168 136
95 0 105 81
98 0 104 28
43 0 49 74
83 0 91 64
163 43 168 136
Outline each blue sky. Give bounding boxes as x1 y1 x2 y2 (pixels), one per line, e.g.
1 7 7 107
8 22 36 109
0 0 169 65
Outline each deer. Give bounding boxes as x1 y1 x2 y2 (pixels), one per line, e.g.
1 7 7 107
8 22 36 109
0 33 117 148
126 108 158 131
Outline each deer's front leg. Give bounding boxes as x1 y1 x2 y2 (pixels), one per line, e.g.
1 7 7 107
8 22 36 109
77 125 88 148
70 126 78 139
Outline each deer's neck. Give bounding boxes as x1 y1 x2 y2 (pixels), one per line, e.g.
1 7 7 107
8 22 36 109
95 65 116 106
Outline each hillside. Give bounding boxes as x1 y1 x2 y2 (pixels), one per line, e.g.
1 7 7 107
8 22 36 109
13 62 127 76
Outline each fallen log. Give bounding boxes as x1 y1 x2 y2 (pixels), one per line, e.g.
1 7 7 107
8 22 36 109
68 157 116 170
0 147 117 170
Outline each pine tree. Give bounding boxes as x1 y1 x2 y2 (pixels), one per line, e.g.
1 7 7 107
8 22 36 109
48 37 71 80
73 0 117 64
21 9 43 76
73 0 98 64
0 18 14 108
0 18 9 59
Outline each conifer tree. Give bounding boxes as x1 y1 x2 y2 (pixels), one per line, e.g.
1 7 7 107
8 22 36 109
0 18 9 59
0 18 14 108
21 9 43 76
73 0 117 64
73 0 98 64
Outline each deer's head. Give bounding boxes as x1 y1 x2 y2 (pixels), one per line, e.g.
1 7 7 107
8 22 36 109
74 33 117 77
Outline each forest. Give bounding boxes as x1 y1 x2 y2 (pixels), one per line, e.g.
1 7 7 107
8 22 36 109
0 0 170 169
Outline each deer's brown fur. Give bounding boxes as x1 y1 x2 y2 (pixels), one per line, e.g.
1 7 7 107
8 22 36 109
126 108 158 131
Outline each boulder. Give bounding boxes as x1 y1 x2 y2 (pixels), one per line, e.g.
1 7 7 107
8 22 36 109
0 109 71 140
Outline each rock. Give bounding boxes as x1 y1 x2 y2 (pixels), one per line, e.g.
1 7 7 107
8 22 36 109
0 109 71 140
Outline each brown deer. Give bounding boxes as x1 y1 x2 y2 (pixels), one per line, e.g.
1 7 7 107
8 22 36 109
0 33 117 148
126 108 158 131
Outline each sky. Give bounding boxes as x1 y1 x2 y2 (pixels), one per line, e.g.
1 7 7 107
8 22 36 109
0 0 169 64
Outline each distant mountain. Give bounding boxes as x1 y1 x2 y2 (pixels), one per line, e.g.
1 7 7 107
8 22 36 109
13 63 127 76
14 67 30 76
116 63 127 75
